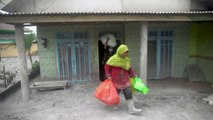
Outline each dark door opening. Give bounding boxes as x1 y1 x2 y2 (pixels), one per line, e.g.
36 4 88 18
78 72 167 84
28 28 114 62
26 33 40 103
98 32 122 81
98 40 105 81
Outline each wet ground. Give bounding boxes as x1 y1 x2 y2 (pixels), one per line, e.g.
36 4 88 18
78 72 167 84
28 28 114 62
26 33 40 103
0 76 213 120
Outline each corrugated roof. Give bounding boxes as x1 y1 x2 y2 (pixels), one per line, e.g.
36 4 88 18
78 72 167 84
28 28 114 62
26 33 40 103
1 11 213 23
0 11 213 16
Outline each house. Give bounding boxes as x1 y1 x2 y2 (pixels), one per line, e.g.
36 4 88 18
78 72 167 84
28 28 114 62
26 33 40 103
0 23 16 57
0 22 38 58
0 0 213 101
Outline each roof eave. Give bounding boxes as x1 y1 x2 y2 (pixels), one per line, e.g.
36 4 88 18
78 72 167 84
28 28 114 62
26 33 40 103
0 11 213 24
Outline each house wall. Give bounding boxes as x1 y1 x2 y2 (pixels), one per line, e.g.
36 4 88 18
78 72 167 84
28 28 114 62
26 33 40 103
0 23 38 58
37 27 57 80
124 22 190 78
37 24 124 80
0 23 15 30
122 0 191 12
4 0 192 12
0 44 17 57
0 42 37 58
124 23 141 74
193 0 213 10
190 22 213 83
173 23 191 78
191 0 207 11
37 22 192 81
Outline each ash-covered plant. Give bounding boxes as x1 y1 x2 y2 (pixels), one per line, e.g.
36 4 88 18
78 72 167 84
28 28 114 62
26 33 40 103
32 60 40 70
0 67 17 87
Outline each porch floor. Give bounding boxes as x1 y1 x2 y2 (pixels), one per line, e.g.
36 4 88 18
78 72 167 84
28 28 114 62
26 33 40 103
0 76 213 120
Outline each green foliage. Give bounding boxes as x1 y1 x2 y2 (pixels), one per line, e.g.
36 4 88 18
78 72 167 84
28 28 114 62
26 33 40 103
24 33 36 51
32 60 40 70
24 33 37 66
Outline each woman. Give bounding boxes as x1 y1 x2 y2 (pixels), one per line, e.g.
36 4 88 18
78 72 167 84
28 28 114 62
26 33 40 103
104 44 141 114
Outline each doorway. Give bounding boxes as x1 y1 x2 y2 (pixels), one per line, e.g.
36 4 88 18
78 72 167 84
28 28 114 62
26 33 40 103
56 32 91 82
98 32 122 81
147 30 173 79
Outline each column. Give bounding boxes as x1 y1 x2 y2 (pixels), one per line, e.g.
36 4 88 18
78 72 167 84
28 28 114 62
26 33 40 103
15 24 30 102
139 22 148 85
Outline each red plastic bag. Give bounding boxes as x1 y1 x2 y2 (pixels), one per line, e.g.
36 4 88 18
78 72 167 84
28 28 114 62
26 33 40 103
95 79 120 106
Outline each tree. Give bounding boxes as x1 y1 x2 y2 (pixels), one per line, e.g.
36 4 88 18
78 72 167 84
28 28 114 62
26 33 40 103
24 33 36 66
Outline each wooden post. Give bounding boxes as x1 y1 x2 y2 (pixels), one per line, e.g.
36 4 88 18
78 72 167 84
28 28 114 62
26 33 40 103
139 22 148 85
3 66 6 87
15 24 30 102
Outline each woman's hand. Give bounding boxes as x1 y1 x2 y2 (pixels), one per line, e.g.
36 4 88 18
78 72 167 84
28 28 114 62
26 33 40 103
107 76 112 80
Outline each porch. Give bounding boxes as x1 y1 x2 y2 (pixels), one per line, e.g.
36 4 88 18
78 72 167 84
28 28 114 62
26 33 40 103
0 75 212 120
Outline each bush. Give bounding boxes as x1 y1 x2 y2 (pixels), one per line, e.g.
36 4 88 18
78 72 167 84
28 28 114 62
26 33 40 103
32 60 40 70
0 67 17 87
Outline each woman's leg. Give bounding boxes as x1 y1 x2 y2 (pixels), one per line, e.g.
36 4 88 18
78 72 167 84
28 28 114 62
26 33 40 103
122 86 133 100
123 86 142 114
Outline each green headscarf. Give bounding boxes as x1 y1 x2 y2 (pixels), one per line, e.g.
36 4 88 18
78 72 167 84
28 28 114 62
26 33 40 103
106 44 130 70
